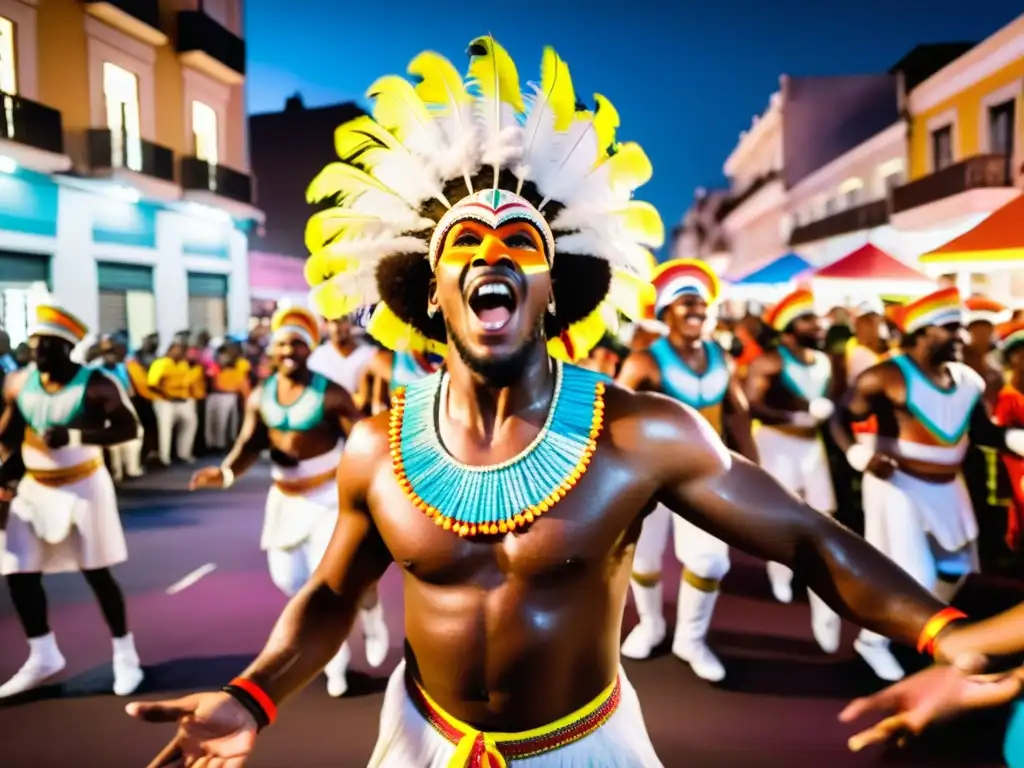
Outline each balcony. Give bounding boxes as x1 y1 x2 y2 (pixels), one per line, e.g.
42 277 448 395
180 156 253 204
81 128 179 199
889 154 1018 231
789 199 889 247
81 0 167 46
0 91 72 170
176 11 245 85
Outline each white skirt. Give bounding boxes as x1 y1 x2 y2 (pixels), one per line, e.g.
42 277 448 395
2 463 126 575
368 660 663 768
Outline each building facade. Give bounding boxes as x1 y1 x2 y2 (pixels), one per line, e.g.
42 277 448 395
0 0 260 348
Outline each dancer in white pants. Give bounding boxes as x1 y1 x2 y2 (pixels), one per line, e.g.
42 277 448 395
190 306 389 697
832 286 1024 681
147 341 198 465
745 288 842 654
617 259 758 681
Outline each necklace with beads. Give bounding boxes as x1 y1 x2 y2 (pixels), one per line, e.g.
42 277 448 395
389 360 609 537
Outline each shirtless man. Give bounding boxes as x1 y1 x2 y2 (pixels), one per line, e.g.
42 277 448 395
0 305 144 698
365 349 442 415
617 259 758 682
744 289 843 654
189 306 388 697
128 37 991 767
831 286 1024 683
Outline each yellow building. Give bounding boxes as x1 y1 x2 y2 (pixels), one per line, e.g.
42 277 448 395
0 0 261 347
892 12 1023 300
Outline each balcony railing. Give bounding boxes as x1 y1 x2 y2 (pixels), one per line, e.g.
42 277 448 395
176 11 245 77
80 0 160 32
716 170 781 222
891 154 1012 214
85 129 174 182
789 199 889 247
0 91 64 155
180 156 253 204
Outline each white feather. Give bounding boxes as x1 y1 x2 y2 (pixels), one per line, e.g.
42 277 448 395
367 151 447 209
535 119 601 205
514 83 561 193
348 190 431 232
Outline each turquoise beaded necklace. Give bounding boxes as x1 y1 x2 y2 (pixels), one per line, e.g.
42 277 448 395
389 361 610 537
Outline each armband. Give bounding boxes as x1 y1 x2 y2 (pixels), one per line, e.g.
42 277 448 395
845 444 873 473
916 607 968 657
222 677 276 730
220 466 236 489
67 429 83 447
1005 428 1024 457
807 397 835 422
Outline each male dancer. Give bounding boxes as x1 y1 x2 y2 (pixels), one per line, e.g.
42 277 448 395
617 259 758 681
189 306 388 697
365 348 442 414
844 301 891 389
92 335 144 482
130 38 999 767
744 289 843 654
995 321 1024 552
831 286 1024 682
0 305 143 698
308 314 376 408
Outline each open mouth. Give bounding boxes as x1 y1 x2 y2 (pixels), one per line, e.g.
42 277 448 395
466 277 519 332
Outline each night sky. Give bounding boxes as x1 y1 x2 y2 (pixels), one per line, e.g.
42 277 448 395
245 0 1022 246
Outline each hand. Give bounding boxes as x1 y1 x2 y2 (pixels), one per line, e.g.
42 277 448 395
865 452 898 480
189 467 225 491
269 448 300 468
43 426 70 449
126 692 258 768
0 486 13 502
839 663 1023 753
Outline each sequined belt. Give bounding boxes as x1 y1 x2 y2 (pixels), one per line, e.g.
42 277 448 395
408 674 621 767
272 468 336 496
27 457 104 488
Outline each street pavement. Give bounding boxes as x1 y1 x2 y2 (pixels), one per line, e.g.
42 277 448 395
0 461 1009 767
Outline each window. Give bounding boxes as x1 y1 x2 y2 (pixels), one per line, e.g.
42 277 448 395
930 125 953 171
192 100 218 165
188 295 227 337
988 99 1016 159
824 197 837 216
838 178 863 209
103 62 142 172
0 17 16 96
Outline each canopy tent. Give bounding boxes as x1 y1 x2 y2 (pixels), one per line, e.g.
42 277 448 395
920 193 1024 265
725 252 814 306
811 243 934 312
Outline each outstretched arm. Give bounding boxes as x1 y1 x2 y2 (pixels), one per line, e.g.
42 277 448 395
236 419 392 704
969 399 1024 453
644 394 954 655
218 389 270 480
743 354 798 425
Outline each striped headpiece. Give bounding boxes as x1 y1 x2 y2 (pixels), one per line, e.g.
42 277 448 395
29 305 89 346
964 295 1011 327
651 259 721 318
764 289 815 332
896 287 962 335
271 305 320 348
998 320 1024 357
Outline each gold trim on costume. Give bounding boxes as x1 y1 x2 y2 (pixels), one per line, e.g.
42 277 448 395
631 571 662 587
683 569 720 593
27 457 103 488
273 468 336 496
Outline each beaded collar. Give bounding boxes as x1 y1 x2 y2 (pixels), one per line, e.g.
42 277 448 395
389 361 610 537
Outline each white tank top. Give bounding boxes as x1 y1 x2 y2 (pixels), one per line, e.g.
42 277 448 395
307 343 375 393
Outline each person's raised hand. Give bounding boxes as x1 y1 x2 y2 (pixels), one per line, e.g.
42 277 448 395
126 691 258 768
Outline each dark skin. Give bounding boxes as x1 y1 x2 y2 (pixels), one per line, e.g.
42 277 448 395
0 335 141 492
365 349 441 414
130 221 969 767
149 343 187 402
744 315 838 437
963 320 1003 413
617 293 758 463
830 322 1006 483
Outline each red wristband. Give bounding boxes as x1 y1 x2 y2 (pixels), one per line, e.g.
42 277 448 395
916 607 967 656
229 677 277 725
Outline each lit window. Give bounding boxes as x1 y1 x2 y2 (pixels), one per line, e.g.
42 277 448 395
0 17 16 96
192 101 219 165
103 62 142 172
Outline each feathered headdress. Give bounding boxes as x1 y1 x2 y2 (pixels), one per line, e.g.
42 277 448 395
303 36 661 362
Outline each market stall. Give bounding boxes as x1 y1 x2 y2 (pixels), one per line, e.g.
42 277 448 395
724 252 813 314
811 243 935 313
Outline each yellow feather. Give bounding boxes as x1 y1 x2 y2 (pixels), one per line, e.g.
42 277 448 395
539 47 575 131
608 268 656 319
603 142 653 191
334 115 403 160
308 278 362 320
306 162 395 205
366 303 446 355
304 209 383 254
616 201 664 249
365 75 434 143
407 51 469 109
467 36 525 113
591 94 620 162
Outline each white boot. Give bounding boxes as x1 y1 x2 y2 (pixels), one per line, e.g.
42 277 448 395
854 632 905 682
325 642 351 698
621 581 666 660
808 590 842 654
766 561 793 603
112 633 144 696
671 581 725 682
0 632 66 698
360 603 389 668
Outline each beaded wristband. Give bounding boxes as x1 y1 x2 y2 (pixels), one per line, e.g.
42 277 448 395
916 607 968 656
223 677 277 729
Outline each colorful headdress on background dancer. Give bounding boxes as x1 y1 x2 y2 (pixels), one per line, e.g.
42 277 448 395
28 304 89 346
894 287 962 335
764 289 815 333
302 36 661 362
271 304 320 347
998 320 1024 358
638 258 720 334
964 295 1011 327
